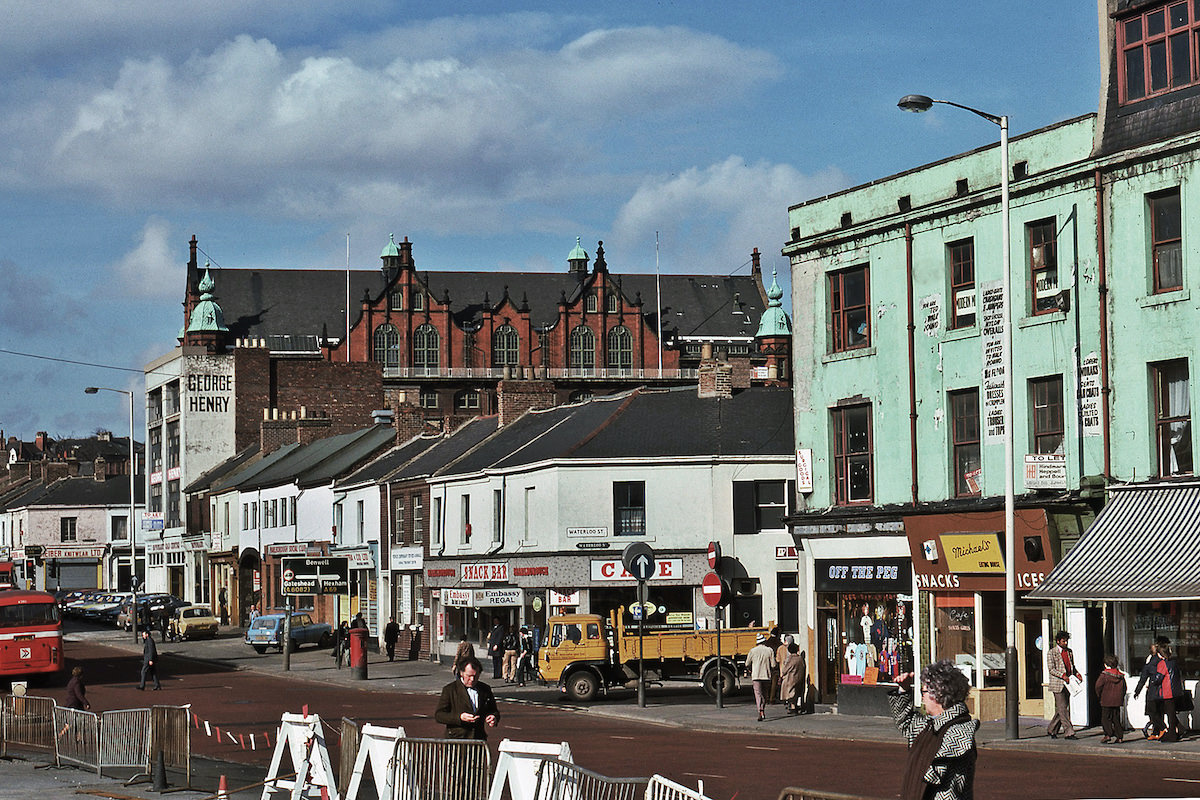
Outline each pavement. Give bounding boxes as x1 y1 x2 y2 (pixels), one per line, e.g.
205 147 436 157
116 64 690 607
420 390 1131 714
2 622 1198 799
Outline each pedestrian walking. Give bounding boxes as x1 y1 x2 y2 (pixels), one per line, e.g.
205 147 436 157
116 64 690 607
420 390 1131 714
780 642 804 715
1046 630 1081 739
65 666 90 710
516 626 534 686
453 635 476 677
1134 639 1167 738
763 627 782 704
336 621 352 668
746 633 774 722
1153 643 1187 741
502 626 519 683
137 629 161 690
1095 654 1127 743
218 587 229 626
434 656 499 740
384 617 400 662
157 608 169 642
775 634 792 703
487 618 506 679
889 661 978 800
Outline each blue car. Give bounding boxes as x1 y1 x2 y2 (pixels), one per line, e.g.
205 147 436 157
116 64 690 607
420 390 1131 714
244 612 333 654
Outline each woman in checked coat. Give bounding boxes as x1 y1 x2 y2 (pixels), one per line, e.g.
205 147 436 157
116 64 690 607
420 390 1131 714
889 660 979 800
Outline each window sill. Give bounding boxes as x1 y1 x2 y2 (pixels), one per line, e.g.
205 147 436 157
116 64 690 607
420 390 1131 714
1017 311 1067 329
823 346 876 364
1138 289 1190 309
942 326 978 342
518 540 538 548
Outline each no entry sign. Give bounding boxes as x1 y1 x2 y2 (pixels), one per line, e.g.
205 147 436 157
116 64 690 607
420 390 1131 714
701 572 727 608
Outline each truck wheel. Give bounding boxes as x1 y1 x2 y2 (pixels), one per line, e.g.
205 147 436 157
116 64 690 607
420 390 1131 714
702 665 736 698
566 671 599 702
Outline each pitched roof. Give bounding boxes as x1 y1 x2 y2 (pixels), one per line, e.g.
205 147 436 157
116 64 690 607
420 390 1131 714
437 385 792 477
12 475 143 508
206 266 764 343
335 435 443 488
184 445 261 494
389 417 499 482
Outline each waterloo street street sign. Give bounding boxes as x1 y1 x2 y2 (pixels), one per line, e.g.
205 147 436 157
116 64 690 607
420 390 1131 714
281 556 349 595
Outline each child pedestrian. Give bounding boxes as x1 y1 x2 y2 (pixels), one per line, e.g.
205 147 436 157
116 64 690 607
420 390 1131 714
1095 654 1127 743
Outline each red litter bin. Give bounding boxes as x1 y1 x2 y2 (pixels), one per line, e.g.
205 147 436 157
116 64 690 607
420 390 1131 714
349 627 369 680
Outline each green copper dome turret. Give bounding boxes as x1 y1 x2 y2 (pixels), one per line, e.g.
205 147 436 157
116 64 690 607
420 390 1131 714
755 268 792 338
381 233 402 259
186 263 229 334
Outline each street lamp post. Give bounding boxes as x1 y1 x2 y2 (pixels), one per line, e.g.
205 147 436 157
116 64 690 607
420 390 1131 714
85 386 139 643
898 95 1018 740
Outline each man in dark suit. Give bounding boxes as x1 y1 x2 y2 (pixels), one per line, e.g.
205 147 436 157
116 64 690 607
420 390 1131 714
138 629 162 690
434 657 499 740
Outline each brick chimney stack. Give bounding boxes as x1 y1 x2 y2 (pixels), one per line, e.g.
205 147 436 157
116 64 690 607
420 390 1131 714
497 379 557 426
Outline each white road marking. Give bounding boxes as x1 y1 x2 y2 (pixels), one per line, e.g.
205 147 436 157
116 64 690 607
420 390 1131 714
746 745 779 751
412 713 429 718
683 772 726 780
610 735 636 740
1165 778 1200 783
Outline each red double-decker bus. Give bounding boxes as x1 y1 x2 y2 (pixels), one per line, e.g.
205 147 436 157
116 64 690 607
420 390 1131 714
0 590 65 678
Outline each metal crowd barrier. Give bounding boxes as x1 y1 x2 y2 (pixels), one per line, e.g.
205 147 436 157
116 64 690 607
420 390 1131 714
532 758 648 800
645 776 711 800
1 695 57 756
100 708 151 770
53 706 101 773
151 705 192 786
393 737 492 800
340 717 362 796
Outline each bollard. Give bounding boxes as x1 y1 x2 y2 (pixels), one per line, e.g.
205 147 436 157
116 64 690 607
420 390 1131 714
152 750 169 791
349 627 368 680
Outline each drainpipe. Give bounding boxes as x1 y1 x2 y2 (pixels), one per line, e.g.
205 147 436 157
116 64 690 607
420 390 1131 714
487 474 507 556
1094 170 1112 478
905 222 919 505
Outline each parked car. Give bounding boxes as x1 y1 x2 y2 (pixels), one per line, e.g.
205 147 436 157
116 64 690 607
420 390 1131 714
244 612 332 654
172 605 219 640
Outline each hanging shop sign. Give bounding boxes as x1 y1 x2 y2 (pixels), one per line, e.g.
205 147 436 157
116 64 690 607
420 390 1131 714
390 546 424 571
940 532 1005 574
904 509 1055 592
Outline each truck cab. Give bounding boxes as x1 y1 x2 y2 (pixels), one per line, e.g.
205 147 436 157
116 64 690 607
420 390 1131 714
540 614 613 700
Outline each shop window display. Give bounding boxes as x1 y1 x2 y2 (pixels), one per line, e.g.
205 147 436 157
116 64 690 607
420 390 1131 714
934 592 1006 686
1129 601 1198 679
837 593 912 684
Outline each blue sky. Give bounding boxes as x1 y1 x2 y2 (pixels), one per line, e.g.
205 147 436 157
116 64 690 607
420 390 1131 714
0 2 1101 439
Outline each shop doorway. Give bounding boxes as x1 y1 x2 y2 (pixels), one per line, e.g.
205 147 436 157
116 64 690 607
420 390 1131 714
817 607 840 703
168 566 186 599
1016 609 1046 717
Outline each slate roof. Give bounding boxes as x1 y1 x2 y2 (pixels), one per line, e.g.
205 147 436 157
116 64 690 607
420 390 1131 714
206 266 764 343
10 475 143 508
0 479 48 511
389 417 500 482
208 443 302 494
335 435 442 488
437 385 792 477
294 426 398 489
184 446 261 495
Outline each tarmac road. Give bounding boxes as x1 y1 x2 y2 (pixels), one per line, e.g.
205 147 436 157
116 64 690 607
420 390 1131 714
6 622 1200 800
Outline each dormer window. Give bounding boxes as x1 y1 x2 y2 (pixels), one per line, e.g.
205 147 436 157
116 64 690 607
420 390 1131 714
1120 2 1200 103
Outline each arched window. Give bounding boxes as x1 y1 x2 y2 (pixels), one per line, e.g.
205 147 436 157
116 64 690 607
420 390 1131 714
585 292 598 313
492 325 519 367
389 290 404 311
569 325 595 373
413 324 440 373
607 326 632 373
456 389 481 409
606 293 618 313
373 324 400 372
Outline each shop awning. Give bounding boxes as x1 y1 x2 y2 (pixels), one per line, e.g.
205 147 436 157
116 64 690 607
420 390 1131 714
1028 483 1200 601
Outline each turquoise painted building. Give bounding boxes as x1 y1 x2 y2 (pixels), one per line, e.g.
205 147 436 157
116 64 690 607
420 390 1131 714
782 0 1200 727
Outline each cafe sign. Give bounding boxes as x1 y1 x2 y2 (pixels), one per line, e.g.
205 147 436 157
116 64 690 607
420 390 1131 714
940 532 1005 574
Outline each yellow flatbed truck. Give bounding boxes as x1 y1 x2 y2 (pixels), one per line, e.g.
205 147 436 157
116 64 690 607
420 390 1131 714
539 609 770 702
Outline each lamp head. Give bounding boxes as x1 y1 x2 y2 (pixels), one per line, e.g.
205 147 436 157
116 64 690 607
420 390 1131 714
898 94 934 113
84 387 99 394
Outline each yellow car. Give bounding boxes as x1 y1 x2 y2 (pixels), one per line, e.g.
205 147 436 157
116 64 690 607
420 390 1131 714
173 604 219 640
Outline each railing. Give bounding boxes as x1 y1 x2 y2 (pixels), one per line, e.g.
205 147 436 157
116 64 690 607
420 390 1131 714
776 789 885 800
1 695 57 756
53 707 101 773
533 757 648 800
393 737 492 800
100 708 151 770
381 366 699 380
646 775 712 800
151 705 191 785
340 717 362 796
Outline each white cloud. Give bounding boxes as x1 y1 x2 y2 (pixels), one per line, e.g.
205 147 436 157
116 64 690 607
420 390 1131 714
610 156 849 272
113 218 177 299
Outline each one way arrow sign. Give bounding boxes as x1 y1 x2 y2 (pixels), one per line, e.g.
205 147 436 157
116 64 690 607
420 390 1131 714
622 543 656 582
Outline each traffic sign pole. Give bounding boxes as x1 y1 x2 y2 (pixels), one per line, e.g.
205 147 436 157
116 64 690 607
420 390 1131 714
716 607 723 709
637 579 645 708
283 595 293 671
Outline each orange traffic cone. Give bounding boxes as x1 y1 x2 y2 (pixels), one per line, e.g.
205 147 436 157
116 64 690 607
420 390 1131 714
216 774 228 799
